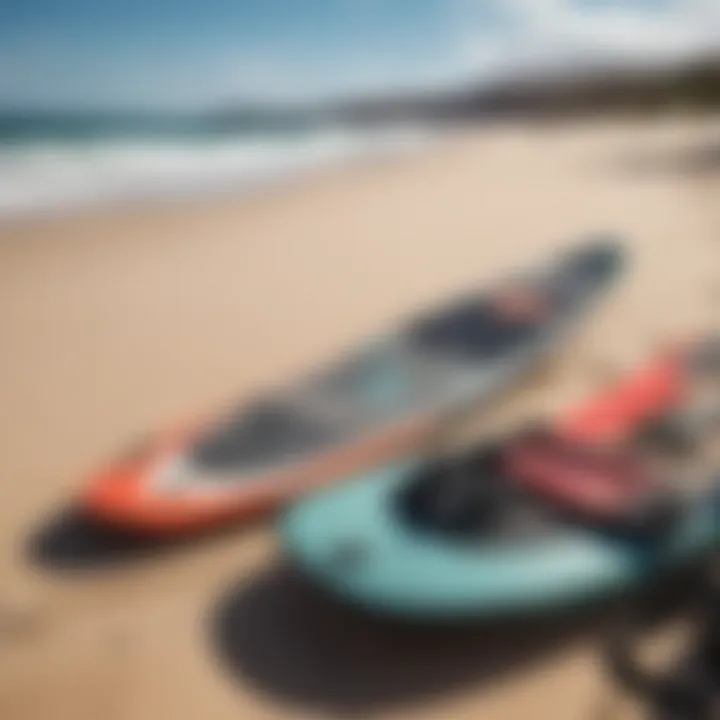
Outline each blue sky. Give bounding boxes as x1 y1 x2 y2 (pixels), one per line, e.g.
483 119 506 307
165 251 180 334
1 0 719 111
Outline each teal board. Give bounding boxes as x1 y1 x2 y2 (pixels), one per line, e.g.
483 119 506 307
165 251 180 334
280 465 719 619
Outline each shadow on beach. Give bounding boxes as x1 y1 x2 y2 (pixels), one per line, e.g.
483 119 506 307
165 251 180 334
24 504 261 573
207 560 707 718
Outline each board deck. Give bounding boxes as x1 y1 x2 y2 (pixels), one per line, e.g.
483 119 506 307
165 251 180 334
81 237 625 534
187 239 624 477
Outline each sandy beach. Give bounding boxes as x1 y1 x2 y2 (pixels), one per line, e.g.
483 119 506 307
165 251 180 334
0 116 718 720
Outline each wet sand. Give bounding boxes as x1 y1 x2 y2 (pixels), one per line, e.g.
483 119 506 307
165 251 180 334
0 117 718 719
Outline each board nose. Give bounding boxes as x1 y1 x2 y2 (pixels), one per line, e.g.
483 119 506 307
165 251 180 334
565 234 626 284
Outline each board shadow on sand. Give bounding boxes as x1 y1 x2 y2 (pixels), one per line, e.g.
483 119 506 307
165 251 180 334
207 560 708 718
25 504 261 573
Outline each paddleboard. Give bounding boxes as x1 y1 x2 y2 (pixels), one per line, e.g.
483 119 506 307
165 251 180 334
82 237 625 535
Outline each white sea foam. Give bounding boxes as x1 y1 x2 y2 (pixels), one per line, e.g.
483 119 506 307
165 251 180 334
0 126 431 219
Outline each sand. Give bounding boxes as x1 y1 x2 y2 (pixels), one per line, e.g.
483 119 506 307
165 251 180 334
0 116 718 720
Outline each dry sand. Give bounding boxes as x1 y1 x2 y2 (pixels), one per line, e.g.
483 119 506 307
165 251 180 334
0 116 718 720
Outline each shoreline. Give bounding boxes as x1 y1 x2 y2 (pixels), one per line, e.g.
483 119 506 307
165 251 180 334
0 124 438 226
2 112 717 232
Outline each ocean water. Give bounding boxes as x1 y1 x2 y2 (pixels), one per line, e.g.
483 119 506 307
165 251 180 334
0 120 430 218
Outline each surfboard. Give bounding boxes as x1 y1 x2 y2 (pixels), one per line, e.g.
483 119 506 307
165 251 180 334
81 237 625 535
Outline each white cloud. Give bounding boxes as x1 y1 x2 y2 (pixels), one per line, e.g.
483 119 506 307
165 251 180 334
458 0 720 83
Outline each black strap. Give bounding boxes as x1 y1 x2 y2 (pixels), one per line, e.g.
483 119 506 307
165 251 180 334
604 562 719 719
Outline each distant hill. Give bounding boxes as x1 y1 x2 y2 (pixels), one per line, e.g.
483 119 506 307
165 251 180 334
326 54 720 125
482 54 720 117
